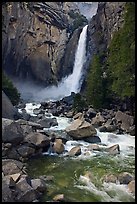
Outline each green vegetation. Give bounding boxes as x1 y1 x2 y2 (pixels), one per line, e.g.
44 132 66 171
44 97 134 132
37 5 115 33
73 93 87 112
69 11 88 32
86 55 106 109
85 2 135 112
2 71 20 105
107 2 135 99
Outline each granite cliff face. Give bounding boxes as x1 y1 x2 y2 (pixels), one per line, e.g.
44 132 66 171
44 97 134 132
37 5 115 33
2 2 86 86
87 2 125 53
81 2 126 91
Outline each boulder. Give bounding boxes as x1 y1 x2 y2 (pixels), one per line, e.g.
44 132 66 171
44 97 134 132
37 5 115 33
102 173 118 183
87 144 100 151
86 108 97 119
128 125 135 136
53 139 65 154
24 132 50 148
65 118 97 139
84 136 101 143
2 159 24 176
31 178 46 192
2 118 24 145
115 110 134 132
2 178 14 202
2 91 21 120
53 194 65 201
118 172 134 184
17 145 35 158
105 125 117 132
128 180 135 195
37 117 58 128
16 177 37 202
4 147 20 160
73 112 83 120
106 144 120 155
91 112 105 127
98 126 107 132
68 146 81 156
7 173 21 183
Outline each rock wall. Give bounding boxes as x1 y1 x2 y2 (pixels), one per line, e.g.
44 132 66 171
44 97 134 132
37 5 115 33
2 2 86 86
81 2 126 91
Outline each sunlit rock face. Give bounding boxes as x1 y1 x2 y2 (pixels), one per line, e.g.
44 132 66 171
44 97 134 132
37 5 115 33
2 2 85 86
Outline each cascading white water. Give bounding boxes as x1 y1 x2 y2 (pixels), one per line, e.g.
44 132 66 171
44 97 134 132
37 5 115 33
64 24 88 93
14 25 88 102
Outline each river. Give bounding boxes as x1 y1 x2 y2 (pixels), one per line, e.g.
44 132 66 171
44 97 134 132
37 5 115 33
25 102 135 202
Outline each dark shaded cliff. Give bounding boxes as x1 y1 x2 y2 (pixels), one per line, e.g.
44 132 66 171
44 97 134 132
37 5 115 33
2 2 87 86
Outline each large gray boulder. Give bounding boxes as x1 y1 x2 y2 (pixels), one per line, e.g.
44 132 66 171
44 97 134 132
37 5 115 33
2 159 24 176
24 132 50 148
2 118 24 145
2 91 21 120
115 110 134 132
65 118 97 139
2 178 15 202
16 177 37 202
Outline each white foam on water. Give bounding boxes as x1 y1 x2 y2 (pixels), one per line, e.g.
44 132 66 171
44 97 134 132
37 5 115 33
76 175 118 202
96 129 135 156
75 175 135 202
25 102 41 116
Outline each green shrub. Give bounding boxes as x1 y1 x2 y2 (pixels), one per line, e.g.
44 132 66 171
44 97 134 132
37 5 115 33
2 71 20 105
73 93 87 112
107 2 135 99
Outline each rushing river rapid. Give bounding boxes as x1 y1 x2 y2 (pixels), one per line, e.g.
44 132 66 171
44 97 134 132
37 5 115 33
25 103 135 202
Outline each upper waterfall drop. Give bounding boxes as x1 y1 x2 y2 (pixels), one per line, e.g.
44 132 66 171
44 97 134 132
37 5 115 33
64 24 88 93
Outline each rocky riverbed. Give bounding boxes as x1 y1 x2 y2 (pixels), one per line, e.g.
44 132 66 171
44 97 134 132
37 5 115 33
2 96 135 202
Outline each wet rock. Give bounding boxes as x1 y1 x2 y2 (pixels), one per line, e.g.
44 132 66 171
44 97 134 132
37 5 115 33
37 117 58 128
65 118 97 139
68 146 81 156
91 112 105 127
99 126 107 132
16 177 37 202
87 144 100 151
115 110 134 132
86 108 97 119
102 173 118 183
2 159 24 176
3 175 16 188
73 112 83 120
53 139 65 154
118 172 134 184
106 144 120 155
105 125 117 132
31 178 47 192
53 194 65 201
128 180 135 195
84 136 101 143
2 91 21 120
7 173 21 183
4 147 21 160
2 118 24 145
17 145 35 158
2 178 14 202
128 125 135 136
24 132 50 148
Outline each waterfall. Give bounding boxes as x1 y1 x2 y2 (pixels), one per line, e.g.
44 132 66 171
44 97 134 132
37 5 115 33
64 24 88 93
13 25 88 102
